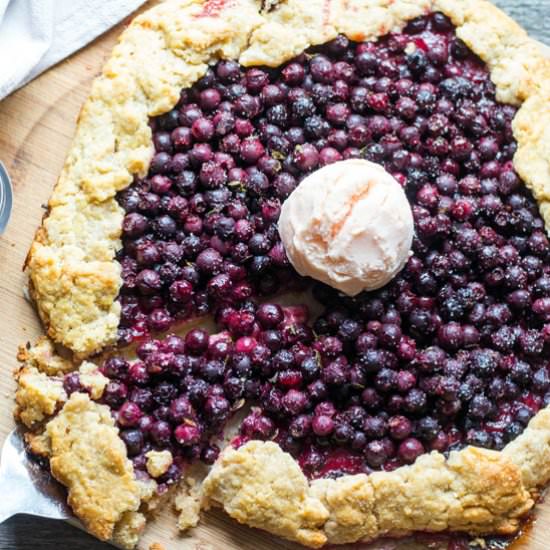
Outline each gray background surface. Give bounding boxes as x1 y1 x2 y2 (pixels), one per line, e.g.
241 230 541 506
1 1 549 549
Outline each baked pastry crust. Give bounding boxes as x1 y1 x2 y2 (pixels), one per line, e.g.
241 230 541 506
17 0 550 547
46 393 142 541
202 439 535 547
14 340 109 429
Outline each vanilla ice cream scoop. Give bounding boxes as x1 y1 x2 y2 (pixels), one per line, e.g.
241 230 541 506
278 159 414 296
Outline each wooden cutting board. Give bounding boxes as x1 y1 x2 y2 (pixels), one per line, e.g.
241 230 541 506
0 2 546 549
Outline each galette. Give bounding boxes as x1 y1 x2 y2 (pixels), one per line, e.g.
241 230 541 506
13 0 550 548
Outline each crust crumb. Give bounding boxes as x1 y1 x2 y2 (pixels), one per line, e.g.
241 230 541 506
79 362 109 399
174 463 209 531
146 450 173 478
17 336 74 376
175 487 202 532
15 366 66 428
112 511 147 550
25 430 52 457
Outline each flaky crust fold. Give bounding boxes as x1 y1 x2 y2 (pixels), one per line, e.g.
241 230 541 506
19 0 550 547
202 439 539 548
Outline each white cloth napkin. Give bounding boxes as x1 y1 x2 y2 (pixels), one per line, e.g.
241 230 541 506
0 0 146 100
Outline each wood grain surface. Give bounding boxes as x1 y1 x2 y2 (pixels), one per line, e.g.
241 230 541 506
0 1 549 549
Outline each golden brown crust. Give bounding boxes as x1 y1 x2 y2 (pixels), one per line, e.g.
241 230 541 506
18 0 550 547
25 431 52 457
434 0 550 229
309 474 377 544
239 0 433 67
14 339 108 428
370 447 531 537
203 441 534 547
174 485 202 532
503 408 550 492
202 441 329 548
46 393 142 541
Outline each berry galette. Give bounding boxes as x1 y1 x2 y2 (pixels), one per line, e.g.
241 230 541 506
13 0 550 548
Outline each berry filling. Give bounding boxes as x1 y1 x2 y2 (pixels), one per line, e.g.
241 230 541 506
99 11 550 484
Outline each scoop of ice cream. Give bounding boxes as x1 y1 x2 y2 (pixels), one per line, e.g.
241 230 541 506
278 159 414 296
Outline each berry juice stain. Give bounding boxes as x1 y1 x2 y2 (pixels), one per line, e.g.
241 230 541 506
196 0 234 18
